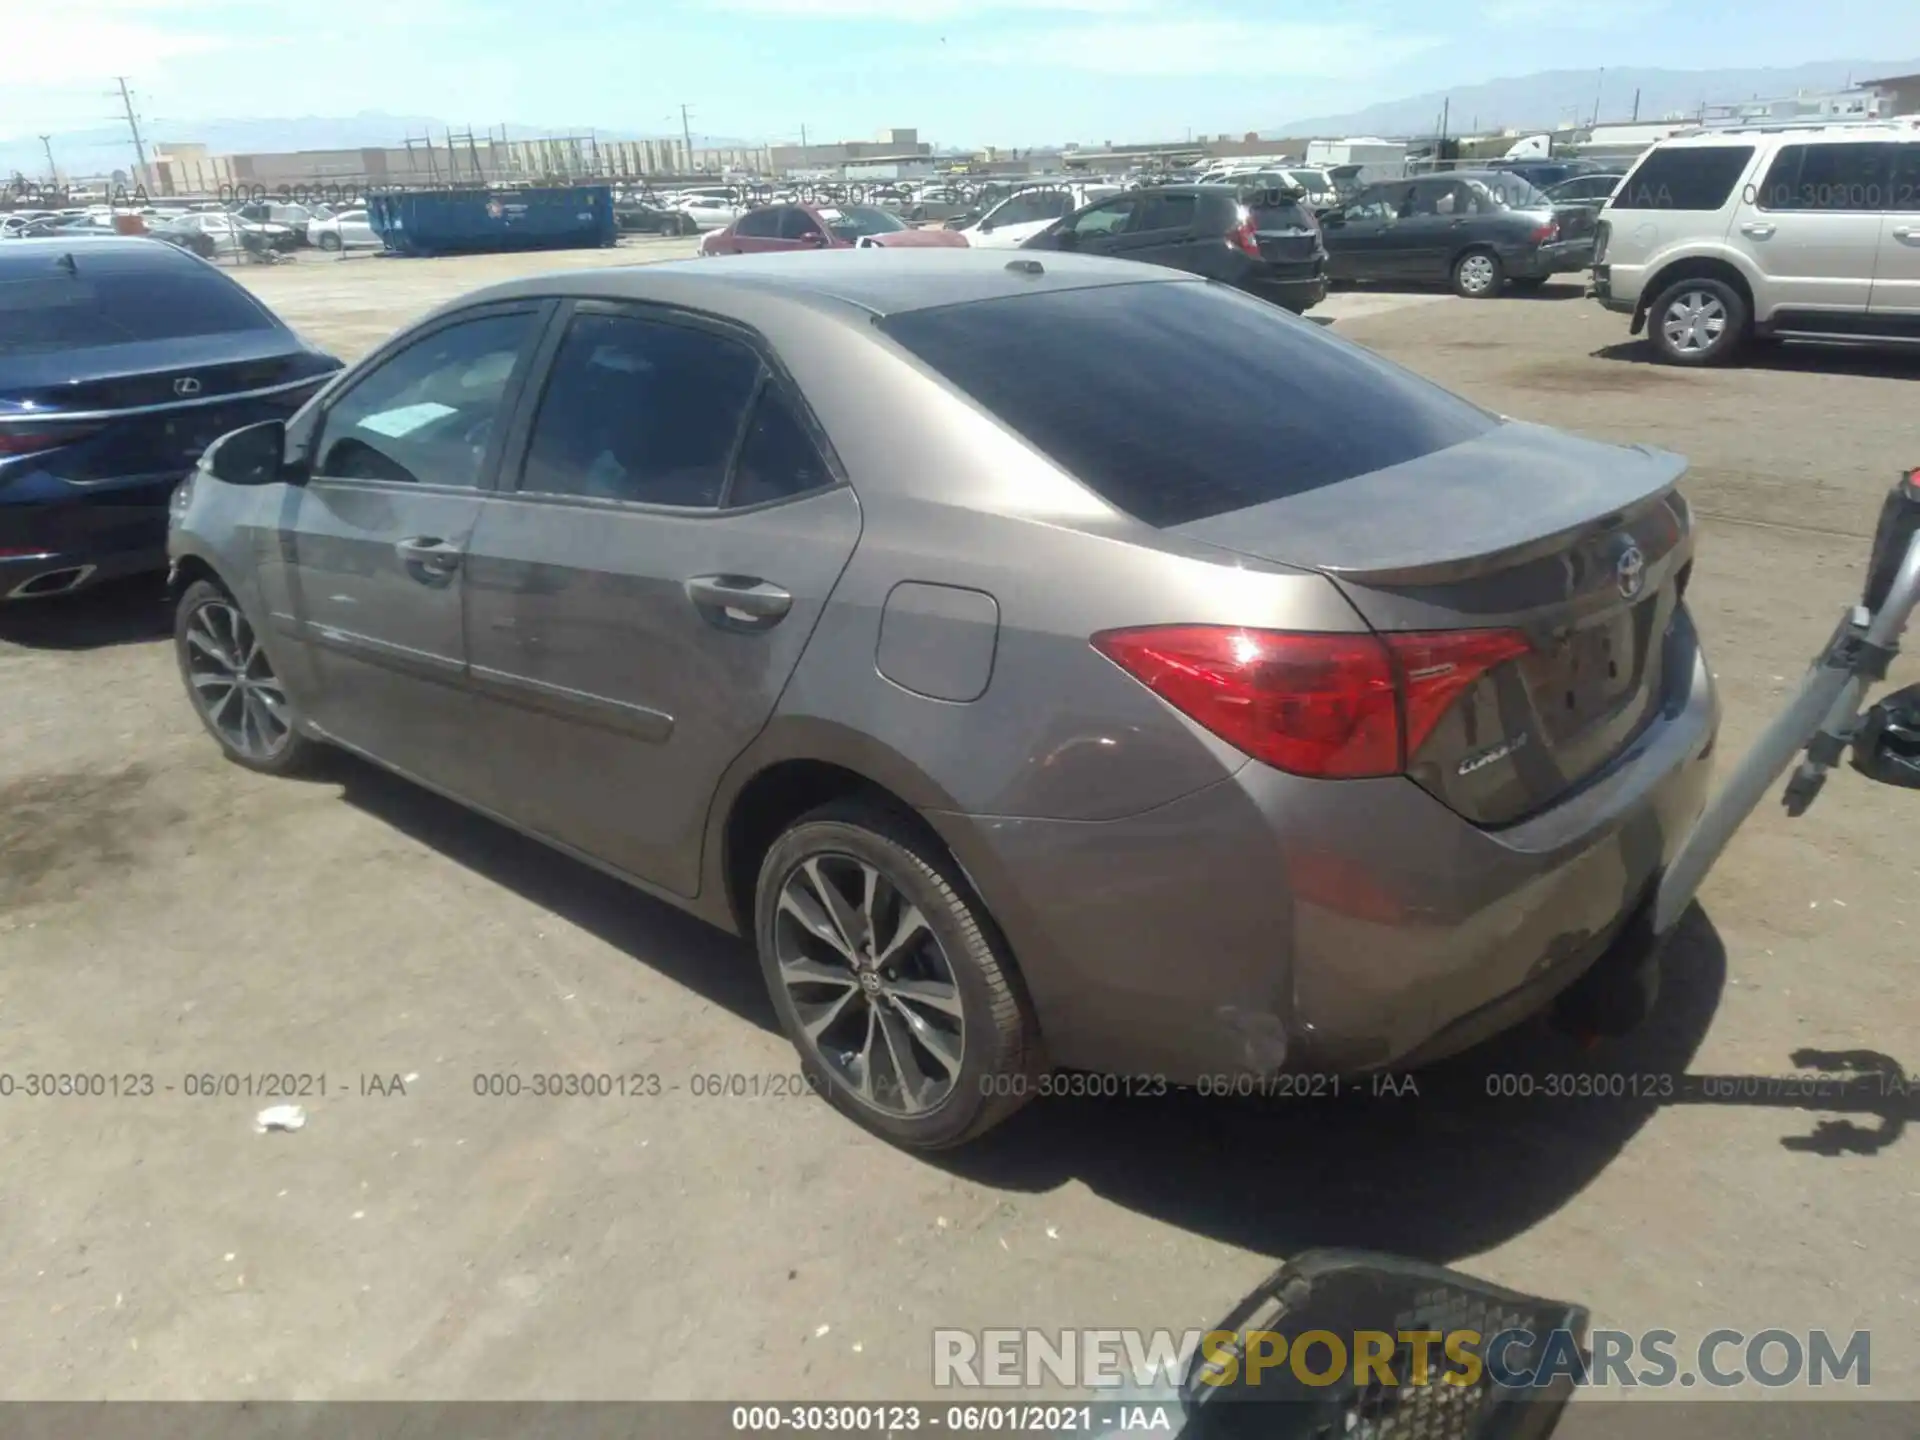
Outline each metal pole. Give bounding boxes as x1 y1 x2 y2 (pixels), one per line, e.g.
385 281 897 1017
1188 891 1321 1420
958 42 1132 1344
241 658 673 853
113 77 150 188
39 134 57 182
681 103 695 174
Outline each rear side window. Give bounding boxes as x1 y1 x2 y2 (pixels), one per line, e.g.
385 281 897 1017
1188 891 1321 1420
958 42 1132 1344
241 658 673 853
727 386 832 507
879 282 1495 529
1613 145 1754 211
518 311 760 508
1757 142 1896 212
1134 193 1197 231
0 250 276 353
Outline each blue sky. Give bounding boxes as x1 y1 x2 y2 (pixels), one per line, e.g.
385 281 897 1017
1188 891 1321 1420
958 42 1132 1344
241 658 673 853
7 0 1920 149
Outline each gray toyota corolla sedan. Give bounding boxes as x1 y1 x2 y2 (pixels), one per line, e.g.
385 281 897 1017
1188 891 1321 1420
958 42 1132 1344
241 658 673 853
167 249 1718 1149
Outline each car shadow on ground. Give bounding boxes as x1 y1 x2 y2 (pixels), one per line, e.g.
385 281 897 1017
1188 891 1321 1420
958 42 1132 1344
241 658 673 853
938 909 1914 1262
0 575 171 651
1329 280 1588 301
325 751 780 1032
1590 338 1920 379
314 757 1918 1264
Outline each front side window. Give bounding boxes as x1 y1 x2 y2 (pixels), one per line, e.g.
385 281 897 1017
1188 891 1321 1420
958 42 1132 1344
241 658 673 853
779 207 828 241
734 207 782 238
314 311 537 487
1066 199 1137 237
517 312 760 508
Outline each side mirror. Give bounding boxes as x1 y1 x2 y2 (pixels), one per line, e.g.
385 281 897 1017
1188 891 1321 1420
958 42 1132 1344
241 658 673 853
978 220 995 234
1321 210 1345 227
205 419 295 486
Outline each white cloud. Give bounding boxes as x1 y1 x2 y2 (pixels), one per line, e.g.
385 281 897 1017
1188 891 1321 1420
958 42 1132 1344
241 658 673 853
1480 0 1662 25
945 18 1438 77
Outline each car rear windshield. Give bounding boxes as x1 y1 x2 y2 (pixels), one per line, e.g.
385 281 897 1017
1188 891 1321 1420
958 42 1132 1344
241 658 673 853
879 280 1496 528
0 249 276 353
1246 192 1314 229
1612 145 1755 211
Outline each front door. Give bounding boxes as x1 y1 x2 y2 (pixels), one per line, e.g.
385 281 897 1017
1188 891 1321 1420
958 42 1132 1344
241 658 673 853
276 304 548 793
462 301 862 897
1049 195 1139 259
1868 140 1920 325
1732 140 1891 316
1325 184 1411 280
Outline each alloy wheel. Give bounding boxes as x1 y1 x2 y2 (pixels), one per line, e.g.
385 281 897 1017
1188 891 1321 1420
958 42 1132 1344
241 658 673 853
183 599 291 761
1457 253 1497 295
773 853 966 1117
1661 290 1726 354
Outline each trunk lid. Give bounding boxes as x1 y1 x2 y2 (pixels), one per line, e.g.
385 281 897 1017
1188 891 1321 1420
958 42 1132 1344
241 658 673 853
1172 421 1694 824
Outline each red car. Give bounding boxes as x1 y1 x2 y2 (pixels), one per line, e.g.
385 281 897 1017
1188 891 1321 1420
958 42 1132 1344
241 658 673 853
698 202 968 257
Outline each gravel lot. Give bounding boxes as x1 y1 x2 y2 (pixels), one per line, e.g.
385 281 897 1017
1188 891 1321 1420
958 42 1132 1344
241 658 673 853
1 243 1915 1405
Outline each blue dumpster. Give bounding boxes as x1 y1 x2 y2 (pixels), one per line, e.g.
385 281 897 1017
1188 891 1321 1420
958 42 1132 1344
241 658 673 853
366 186 618 257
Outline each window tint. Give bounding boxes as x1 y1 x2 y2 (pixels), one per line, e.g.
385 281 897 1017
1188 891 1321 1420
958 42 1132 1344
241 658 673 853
1613 145 1754 211
1758 142 1896 212
880 282 1495 529
518 312 760 507
1344 188 1397 222
0 249 277 354
728 386 831 507
779 207 826 240
1408 180 1461 216
1066 199 1136 237
1134 192 1197 231
735 207 781 238
314 311 535 487
1895 144 1920 209
1247 193 1312 230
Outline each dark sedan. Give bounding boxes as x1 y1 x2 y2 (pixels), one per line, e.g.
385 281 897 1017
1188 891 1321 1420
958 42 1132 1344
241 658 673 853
1020 184 1327 314
615 199 699 236
0 238 342 600
1320 171 1588 298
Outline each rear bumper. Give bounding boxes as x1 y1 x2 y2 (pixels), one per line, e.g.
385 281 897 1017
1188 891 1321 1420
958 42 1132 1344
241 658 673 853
1511 239 1594 278
1590 266 1638 316
1241 274 1329 314
1 473 179 599
926 606 1719 1082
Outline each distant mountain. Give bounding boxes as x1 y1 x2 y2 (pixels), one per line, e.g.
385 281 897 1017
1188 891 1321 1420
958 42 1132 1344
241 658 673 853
1269 59 1920 137
2 111 750 183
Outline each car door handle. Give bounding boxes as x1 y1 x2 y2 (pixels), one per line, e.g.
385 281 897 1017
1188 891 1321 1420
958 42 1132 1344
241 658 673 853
1740 222 1776 239
395 536 463 577
685 574 792 628
1893 227 1918 242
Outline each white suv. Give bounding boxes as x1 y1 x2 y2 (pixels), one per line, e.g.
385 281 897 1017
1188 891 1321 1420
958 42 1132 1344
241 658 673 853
1593 116 1920 364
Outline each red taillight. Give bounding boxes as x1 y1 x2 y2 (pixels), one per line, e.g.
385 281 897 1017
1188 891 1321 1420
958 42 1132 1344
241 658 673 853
1227 207 1261 258
1529 220 1559 243
1385 630 1534 757
1092 624 1530 779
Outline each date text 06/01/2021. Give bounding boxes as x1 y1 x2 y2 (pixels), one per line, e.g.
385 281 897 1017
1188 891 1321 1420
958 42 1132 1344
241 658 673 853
728 1403 1176 1434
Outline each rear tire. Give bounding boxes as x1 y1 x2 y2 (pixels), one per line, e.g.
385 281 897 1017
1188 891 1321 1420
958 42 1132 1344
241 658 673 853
175 578 319 776
1452 248 1504 298
754 800 1041 1149
1647 276 1747 366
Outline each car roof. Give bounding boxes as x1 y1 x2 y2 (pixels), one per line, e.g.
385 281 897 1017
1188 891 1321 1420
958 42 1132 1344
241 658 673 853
464 248 1191 320
0 236 203 273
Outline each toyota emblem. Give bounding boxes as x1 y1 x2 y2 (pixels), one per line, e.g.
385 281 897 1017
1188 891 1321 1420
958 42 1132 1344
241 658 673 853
173 376 202 397
1615 543 1647 600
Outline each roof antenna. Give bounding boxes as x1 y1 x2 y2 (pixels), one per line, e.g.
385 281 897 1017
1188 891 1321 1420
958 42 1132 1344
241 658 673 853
58 251 78 275
1005 258 1043 275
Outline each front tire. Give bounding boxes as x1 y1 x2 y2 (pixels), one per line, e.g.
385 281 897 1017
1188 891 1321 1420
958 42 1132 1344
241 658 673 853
318 232 342 252
754 801 1041 1149
175 578 318 775
1452 248 1504 298
1647 277 1747 366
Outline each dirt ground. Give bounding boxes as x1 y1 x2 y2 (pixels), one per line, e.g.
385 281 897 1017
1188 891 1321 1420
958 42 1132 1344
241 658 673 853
1 245 1915 1407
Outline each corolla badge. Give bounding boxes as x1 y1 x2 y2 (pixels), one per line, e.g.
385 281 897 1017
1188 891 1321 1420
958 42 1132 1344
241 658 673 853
1615 542 1647 600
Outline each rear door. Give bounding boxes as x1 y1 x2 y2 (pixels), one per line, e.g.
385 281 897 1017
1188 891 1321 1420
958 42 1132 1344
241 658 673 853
461 301 861 896
1868 140 1920 324
1323 184 1411 279
724 206 788 253
1109 190 1201 267
1390 178 1470 279
1732 140 1890 317
275 303 549 794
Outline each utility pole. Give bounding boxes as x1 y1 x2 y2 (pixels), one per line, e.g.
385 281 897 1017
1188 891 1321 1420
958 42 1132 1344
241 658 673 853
1631 87 1641 122
1439 95 1449 148
39 134 57 182
680 103 695 173
112 76 150 188
1591 67 1605 127
800 122 808 149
